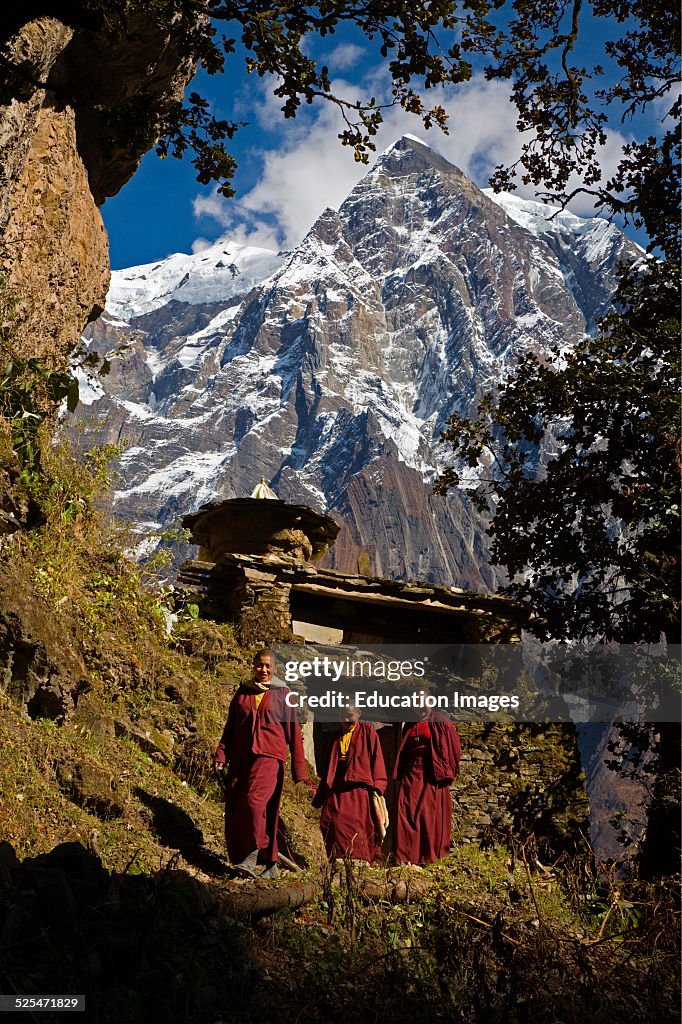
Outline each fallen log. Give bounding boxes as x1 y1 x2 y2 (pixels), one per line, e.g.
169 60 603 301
209 870 433 919
211 878 322 918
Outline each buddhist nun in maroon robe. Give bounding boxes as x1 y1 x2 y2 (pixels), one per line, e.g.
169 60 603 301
313 710 388 863
214 650 308 875
393 711 461 866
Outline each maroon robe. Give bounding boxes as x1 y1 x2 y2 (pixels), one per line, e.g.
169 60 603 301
313 721 387 863
214 683 307 865
393 714 461 865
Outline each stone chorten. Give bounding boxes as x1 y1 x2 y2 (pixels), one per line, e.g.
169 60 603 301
182 481 340 565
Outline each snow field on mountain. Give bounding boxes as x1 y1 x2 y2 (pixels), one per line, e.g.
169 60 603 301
108 241 283 321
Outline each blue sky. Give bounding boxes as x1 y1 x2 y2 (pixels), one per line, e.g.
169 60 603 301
102 16 669 270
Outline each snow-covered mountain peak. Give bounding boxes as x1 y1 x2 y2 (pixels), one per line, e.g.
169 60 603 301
75 139 641 591
107 238 284 322
379 133 433 157
370 133 467 183
481 188 633 250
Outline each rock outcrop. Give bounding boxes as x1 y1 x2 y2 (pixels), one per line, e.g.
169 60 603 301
0 566 90 723
0 10 199 367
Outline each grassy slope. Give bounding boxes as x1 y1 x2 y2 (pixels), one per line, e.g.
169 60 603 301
0 435 323 874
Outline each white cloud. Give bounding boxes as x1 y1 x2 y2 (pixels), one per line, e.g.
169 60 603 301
191 71 632 252
651 80 681 124
190 236 212 254
561 131 630 216
193 193 234 230
326 42 365 70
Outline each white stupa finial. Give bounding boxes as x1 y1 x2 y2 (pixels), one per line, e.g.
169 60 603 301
251 477 278 500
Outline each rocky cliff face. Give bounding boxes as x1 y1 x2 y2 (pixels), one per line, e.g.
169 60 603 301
74 136 640 590
0 10 198 367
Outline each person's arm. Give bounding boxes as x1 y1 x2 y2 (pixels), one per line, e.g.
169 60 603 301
282 692 309 783
448 722 461 778
431 720 461 782
311 735 335 807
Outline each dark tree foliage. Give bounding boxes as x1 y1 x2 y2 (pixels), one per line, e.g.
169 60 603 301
27 0 678 218
431 0 680 877
436 257 681 879
436 259 680 646
434 0 680 645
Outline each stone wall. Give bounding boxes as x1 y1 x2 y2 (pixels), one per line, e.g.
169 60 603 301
455 723 589 856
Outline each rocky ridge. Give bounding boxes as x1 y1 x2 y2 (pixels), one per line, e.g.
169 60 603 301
74 136 640 589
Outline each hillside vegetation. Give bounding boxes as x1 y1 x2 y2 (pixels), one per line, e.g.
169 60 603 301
0 428 678 1024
